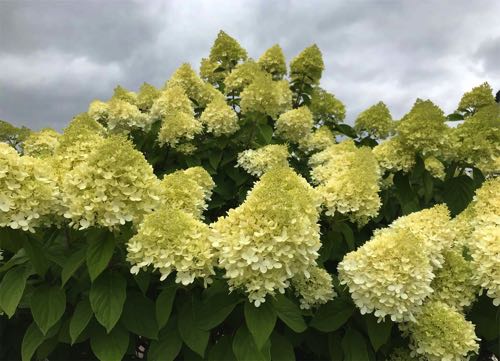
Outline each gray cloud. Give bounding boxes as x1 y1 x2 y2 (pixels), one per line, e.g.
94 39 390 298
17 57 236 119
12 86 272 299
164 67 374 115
1 0 499 130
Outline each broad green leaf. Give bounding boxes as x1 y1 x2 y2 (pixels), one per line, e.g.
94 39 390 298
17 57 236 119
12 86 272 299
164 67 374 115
31 285 66 335
90 325 129 361
61 247 87 286
244 301 276 349
69 298 93 345
342 328 369 361
86 235 114 281
270 333 295 361
232 325 271 361
256 123 274 145
21 323 45 361
271 295 307 333
156 285 177 329
121 291 158 339
336 223 355 251
23 238 50 277
443 175 476 216
178 299 209 357
472 167 485 188
365 315 392 351
196 292 240 330
328 333 343 361
0 265 30 317
208 335 236 361
446 112 464 121
133 272 151 294
310 298 354 332
394 172 420 215
90 272 126 333
0 248 28 273
209 151 223 170
148 323 182 361
335 123 357 138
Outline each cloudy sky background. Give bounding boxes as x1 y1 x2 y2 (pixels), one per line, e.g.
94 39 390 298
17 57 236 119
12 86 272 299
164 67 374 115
1 0 499 130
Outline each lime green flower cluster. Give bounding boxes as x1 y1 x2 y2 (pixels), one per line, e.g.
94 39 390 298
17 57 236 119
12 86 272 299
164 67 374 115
406 301 479 361
0 143 60 232
136 83 161 111
237 144 290 177
210 167 322 306
111 85 138 105
127 208 216 286
309 87 346 123
23 128 61 158
240 72 292 118
354 101 394 139
290 45 324 84
424 156 446 180
298 126 336 154
373 137 416 173
310 140 381 225
87 100 109 124
199 96 239 136
61 136 160 230
258 44 287 79
275 106 314 142
292 266 335 309
224 60 264 94
457 82 496 114
159 167 214 219
88 97 148 133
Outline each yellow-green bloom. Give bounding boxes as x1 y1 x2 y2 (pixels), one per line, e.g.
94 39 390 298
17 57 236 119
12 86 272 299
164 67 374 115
310 140 381 225
61 135 160 230
457 82 495 114
275 106 314 143
290 44 324 84
23 128 60 158
208 30 247 70
292 266 336 309
406 301 479 361
298 126 336 153
237 144 289 177
224 60 264 94
106 98 149 132
199 96 239 136
373 137 416 173
258 44 287 79
200 57 225 84
137 82 161 111
211 167 322 306
309 87 345 123
111 85 137 105
355 101 394 139
127 208 215 286
424 156 445 180
150 86 194 121
87 100 109 124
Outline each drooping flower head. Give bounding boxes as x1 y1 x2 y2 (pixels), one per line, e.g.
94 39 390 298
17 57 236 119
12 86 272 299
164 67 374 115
275 106 314 143
199 96 239 136
309 87 346 123
292 266 336 309
237 144 290 177
23 128 61 158
457 82 495 114
424 156 445 180
211 167 322 306
290 44 324 84
258 44 287 79
354 101 394 139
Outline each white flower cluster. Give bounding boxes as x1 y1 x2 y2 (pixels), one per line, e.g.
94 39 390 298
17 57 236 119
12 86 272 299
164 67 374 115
292 266 336 309
237 144 290 177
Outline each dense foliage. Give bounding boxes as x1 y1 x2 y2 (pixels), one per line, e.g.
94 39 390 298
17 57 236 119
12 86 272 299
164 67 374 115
0 31 499 361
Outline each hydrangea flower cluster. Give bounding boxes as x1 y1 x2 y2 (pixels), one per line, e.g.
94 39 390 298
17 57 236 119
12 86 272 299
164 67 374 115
405 301 479 361
290 45 324 84
136 83 161 112
298 126 336 154
224 60 264 94
0 143 60 232
373 137 416 173
275 106 314 143
23 128 61 158
210 167 322 306
424 156 446 180
61 136 160 230
111 85 138 105
309 87 346 123
457 82 496 114
237 144 290 177
310 140 381 225
257 44 287 79
354 101 393 139
199 96 239 136
291 266 336 309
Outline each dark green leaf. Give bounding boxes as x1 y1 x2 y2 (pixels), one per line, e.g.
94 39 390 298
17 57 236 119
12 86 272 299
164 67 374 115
342 328 369 361
90 325 129 361
232 325 271 361
310 298 354 332
86 235 114 281
271 295 307 333
394 172 419 215
0 248 28 273
23 238 49 277
0 265 30 317
442 175 476 216
134 272 151 294
446 113 464 121
148 323 182 361
196 292 240 330
90 271 126 333
209 151 223 170
208 335 236 361
61 247 87 286
337 223 355 251
365 315 392 351
335 124 358 138
31 285 66 335
69 298 93 345
244 301 276 349
156 285 177 329
270 332 295 361
256 124 274 145
178 299 209 357
121 291 158 339
472 167 485 188
328 333 343 361
21 323 45 361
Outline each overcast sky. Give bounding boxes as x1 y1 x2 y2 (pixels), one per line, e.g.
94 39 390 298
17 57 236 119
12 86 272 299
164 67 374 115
0 1 499 130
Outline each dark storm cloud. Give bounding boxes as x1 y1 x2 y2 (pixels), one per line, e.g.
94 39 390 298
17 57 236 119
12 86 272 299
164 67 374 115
0 0 499 130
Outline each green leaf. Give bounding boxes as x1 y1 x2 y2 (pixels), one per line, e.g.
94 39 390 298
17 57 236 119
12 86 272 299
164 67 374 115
178 299 209 357
69 298 93 345
30 285 66 335
337 223 355 251
328 333 343 361
335 123 358 138
21 323 45 361
134 271 151 294
209 151 223 170
0 248 28 273
342 328 369 361
394 172 420 215
256 124 274 145
271 295 307 333
365 315 392 351
196 292 240 330
23 238 50 277
90 271 126 333
244 301 276 349
148 323 183 361
86 235 114 281
90 325 129 361
0 265 30 317
270 333 295 361
156 285 177 329
121 291 158 339
446 112 464 121
310 298 354 332
443 175 476 216
208 335 236 361
472 167 485 188
232 325 271 361
61 247 87 286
